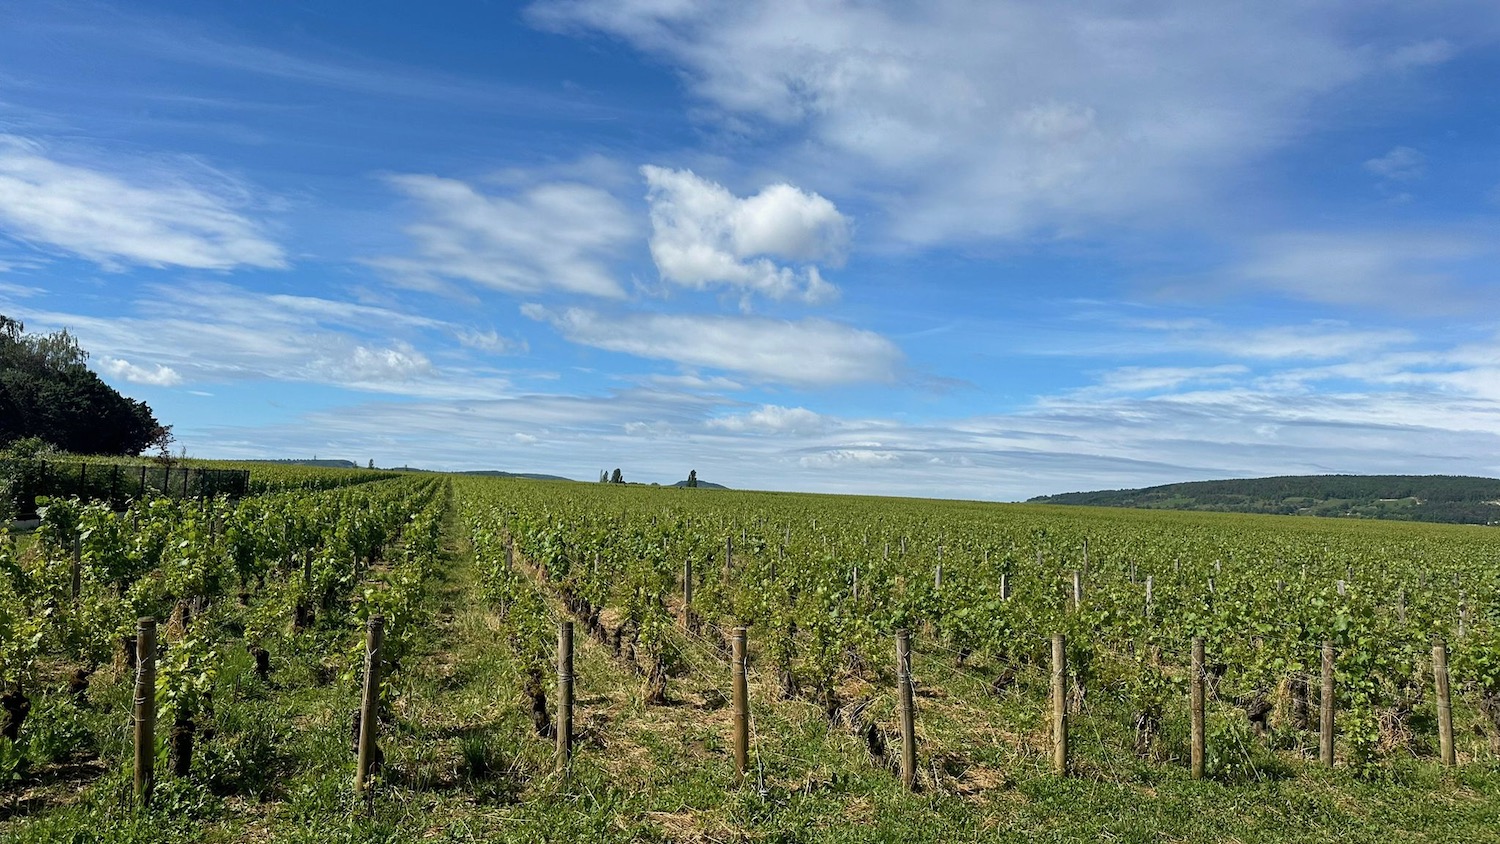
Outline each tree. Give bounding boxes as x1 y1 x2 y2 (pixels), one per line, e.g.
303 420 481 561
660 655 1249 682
610 468 623 484
0 315 171 455
600 470 608 484
687 469 698 488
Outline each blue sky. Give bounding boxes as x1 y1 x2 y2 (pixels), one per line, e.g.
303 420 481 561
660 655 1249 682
3 0 1500 499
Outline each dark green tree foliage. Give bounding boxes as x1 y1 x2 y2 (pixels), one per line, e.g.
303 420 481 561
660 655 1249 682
687 469 698 488
0 315 170 455
610 468 623 484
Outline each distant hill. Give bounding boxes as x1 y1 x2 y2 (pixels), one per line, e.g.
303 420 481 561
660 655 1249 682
671 479 729 490
1028 475 1500 525
456 470 574 482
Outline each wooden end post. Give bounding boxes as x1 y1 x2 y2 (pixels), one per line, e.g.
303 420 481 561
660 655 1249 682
355 615 385 794
133 618 156 807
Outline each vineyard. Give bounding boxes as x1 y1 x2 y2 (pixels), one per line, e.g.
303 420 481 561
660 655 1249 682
3 470 1500 842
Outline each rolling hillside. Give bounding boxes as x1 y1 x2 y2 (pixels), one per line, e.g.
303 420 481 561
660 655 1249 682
1028 475 1500 525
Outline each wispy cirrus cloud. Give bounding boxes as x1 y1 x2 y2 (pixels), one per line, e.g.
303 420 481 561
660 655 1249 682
709 404 828 435
14 281 518 398
531 0 1494 244
522 304 903 386
0 136 285 270
1364 146 1426 181
1230 230 1494 312
373 173 637 298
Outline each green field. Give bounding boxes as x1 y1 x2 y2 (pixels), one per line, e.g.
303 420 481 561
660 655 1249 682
3 471 1500 842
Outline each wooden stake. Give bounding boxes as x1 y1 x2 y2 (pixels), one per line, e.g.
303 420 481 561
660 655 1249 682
1433 639 1455 767
556 621 574 771
1052 633 1068 776
1071 570 1083 610
731 628 749 785
70 536 82 601
1000 572 1010 601
682 557 693 612
1191 637 1206 780
355 615 385 794
896 629 917 790
1144 575 1154 620
133 618 156 807
1320 641 1335 767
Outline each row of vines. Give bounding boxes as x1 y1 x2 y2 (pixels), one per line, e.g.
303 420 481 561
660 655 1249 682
461 477 1500 782
0 473 447 805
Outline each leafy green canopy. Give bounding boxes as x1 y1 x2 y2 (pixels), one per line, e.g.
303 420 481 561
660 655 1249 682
0 315 170 456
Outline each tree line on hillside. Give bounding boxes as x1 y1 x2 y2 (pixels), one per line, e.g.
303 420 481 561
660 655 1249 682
1030 474 1500 525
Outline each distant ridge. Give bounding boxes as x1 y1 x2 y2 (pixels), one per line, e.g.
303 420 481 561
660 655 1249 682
456 470 575 482
671 479 729 490
1028 474 1500 525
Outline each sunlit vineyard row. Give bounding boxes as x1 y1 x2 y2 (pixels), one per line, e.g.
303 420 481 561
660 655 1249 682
464 477 1500 778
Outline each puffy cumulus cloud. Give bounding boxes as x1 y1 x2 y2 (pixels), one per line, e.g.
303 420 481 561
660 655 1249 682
708 405 827 435
1364 146 1425 181
523 304 902 385
455 328 528 355
0 136 285 270
373 173 636 298
642 166 845 304
97 357 183 387
330 343 434 385
535 1 1492 243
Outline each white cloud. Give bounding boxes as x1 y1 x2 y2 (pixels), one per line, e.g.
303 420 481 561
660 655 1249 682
97 357 183 387
641 166 845 305
1090 365 1248 395
1364 146 1425 181
184 324 1500 500
532 1 1492 244
0 136 285 270
1385 38 1457 70
641 372 745 392
523 304 902 385
456 328 528 355
709 404 827 435
1230 230 1491 312
333 343 434 384
24 282 502 397
374 173 636 298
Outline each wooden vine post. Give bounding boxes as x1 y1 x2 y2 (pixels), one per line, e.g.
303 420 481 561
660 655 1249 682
133 617 156 807
70 536 82 601
1052 633 1068 776
1190 637 1206 780
1319 640 1335 767
1433 639 1455 767
682 556 693 618
355 615 385 795
731 627 749 785
556 621 574 771
896 629 917 790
